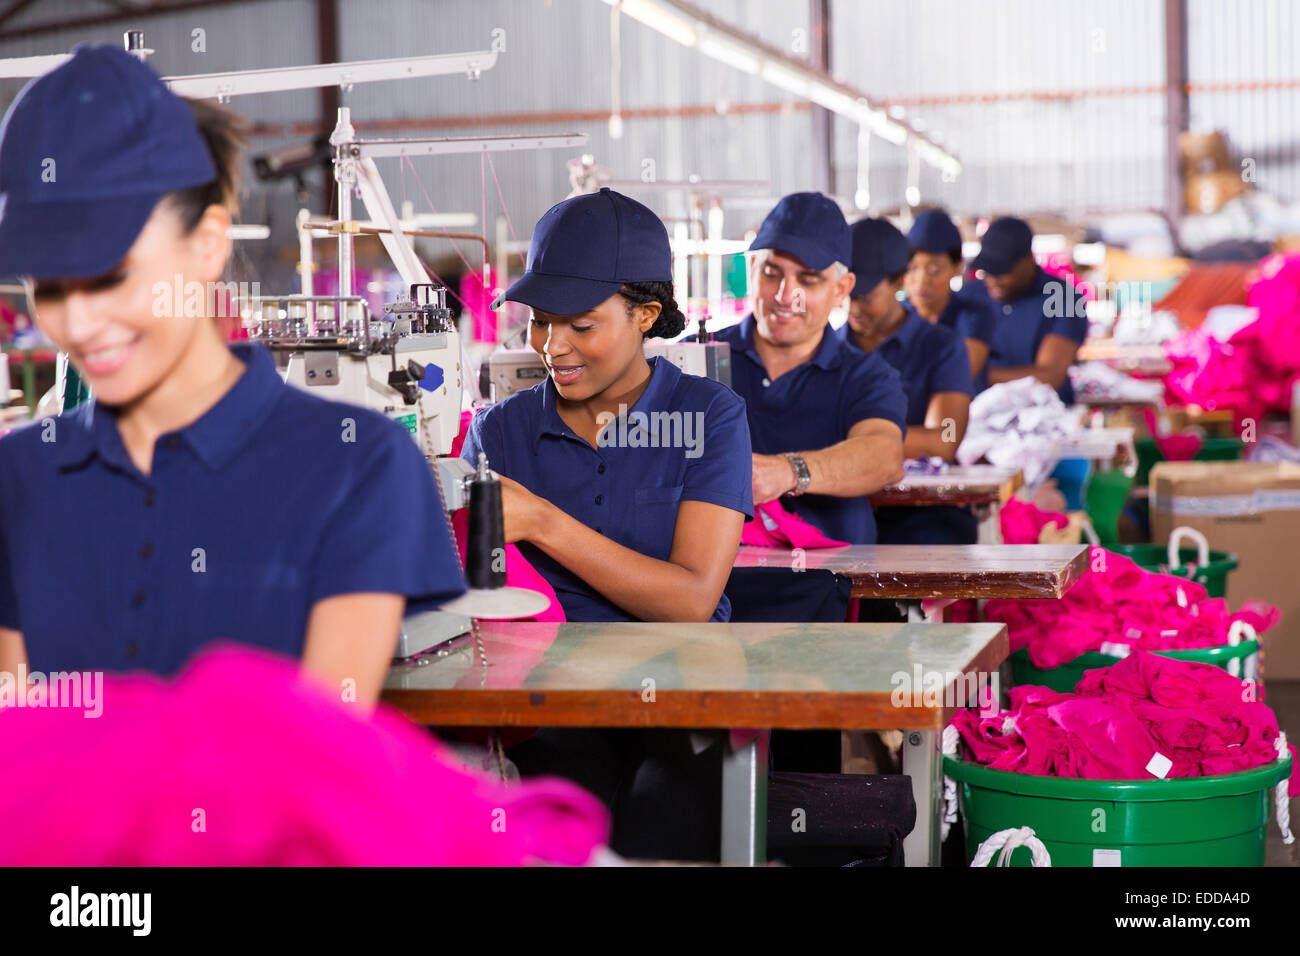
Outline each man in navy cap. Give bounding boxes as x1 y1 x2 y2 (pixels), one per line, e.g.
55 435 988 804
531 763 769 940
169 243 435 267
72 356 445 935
966 216 1087 404
904 208 996 388
711 192 906 545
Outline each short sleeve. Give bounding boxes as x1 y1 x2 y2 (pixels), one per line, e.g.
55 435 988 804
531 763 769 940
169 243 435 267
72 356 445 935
961 296 998 345
931 328 974 396
843 353 908 436
310 417 466 612
459 406 505 473
680 389 754 518
1047 287 1089 344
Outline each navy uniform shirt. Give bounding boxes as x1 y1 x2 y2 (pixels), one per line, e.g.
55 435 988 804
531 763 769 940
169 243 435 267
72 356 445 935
0 343 466 675
852 310 973 425
908 287 998 391
460 356 753 623
967 268 1088 403
849 312 977 545
712 314 907 545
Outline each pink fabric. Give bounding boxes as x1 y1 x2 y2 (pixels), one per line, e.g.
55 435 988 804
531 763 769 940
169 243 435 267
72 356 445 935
740 500 850 549
0 646 609 865
999 498 1068 545
1161 252 1300 425
953 651 1298 792
452 410 566 623
1141 408 1203 462
459 268 499 344
985 549 1279 668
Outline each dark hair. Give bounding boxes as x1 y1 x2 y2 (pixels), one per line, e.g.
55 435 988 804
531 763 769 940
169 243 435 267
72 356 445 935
946 246 963 265
886 270 906 285
164 97 250 234
619 280 687 339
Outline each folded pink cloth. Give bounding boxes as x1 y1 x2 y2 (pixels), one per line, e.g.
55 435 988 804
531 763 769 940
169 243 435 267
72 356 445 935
953 651 1298 792
0 645 609 865
985 549 1279 668
999 498 1068 545
740 500 849 549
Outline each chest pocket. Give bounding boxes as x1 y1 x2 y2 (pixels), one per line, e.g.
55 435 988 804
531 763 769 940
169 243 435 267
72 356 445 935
632 484 684 560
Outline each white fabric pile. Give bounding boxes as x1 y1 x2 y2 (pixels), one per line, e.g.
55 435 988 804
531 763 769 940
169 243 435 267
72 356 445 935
1068 361 1165 402
957 377 1082 486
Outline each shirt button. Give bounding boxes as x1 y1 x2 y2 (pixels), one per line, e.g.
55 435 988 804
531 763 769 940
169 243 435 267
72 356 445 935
762 377 771 387
144 490 157 507
597 463 606 474
139 542 154 560
130 590 146 608
595 495 603 505
124 640 140 659
1003 305 1013 315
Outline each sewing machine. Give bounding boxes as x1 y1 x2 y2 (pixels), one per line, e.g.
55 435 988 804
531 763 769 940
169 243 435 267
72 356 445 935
488 340 732 400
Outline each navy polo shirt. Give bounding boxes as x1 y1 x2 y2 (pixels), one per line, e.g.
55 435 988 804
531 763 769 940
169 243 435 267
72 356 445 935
910 287 998 391
712 315 907 545
968 268 1088 403
852 311 972 426
0 343 466 675
460 356 753 623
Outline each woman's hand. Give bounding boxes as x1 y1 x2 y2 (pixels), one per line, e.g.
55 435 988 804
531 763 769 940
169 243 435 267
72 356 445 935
496 472 549 544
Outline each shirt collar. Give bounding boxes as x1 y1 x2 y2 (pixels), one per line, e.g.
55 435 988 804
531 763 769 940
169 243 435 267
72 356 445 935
55 343 284 474
737 312 844 371
534 355 683 453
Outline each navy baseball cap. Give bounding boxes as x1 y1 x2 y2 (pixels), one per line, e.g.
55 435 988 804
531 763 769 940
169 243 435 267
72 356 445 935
849 218 912 297
0 44 217 280
908 209 963 255
971 216 1034 276
501 187 671 315
749 191 849 272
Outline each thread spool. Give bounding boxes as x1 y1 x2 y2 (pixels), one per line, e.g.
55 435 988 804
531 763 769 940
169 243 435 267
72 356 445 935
466 452 506 589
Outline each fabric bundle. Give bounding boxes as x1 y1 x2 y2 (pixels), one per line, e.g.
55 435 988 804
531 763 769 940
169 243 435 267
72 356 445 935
740 500 849 549
984 549 1278 668
1068 361 1165 402
999 497 1069 545
0 646 609 865
957 377 1082 486
952 651 1297 794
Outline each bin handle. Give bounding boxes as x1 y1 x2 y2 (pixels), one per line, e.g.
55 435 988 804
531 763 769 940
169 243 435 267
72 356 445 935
1079 516 1101 548
1167 526 1209 570
941 725 960 844
1276 734 1294 846
1226 621 1256 678
970 826 1053 867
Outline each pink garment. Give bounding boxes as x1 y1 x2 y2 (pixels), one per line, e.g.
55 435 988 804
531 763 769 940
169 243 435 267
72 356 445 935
999 497 1068 545
452 410 566 623
0 646 609 865
985 549 1279 668
459 267 500 344
953 651 1298 792
1141 408 1203 462
740 500 850 549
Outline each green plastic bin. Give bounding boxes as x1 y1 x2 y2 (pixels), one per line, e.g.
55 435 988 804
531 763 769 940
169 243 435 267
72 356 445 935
1009 641 1260 693
945 753 1291 866
1113 544 1238 599
1135 436 1244 487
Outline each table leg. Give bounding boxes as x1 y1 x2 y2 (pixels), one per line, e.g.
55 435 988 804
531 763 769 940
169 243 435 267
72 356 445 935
976 502 1002 544
720 729 769 865
902 729 942 867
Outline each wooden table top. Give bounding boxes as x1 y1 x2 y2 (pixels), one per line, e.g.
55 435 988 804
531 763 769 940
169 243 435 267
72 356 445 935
733 543 1089 600
869 465 1024 507
383 620 1009 731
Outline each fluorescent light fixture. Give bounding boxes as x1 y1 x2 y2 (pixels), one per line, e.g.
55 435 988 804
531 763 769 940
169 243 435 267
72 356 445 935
1032 233 1068 255
809 83 859 116
619 0 698 47
697 34 761 74
760 60 812 99
1073 241 1107 266
866 110 908 145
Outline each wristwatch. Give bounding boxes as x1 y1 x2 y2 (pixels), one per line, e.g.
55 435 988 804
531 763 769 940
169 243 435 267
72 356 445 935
783 452 812 497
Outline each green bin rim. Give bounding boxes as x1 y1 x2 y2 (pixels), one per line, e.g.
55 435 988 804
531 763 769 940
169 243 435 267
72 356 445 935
1011 641 1260 670
1112 544 1239 573
943 752 1291 800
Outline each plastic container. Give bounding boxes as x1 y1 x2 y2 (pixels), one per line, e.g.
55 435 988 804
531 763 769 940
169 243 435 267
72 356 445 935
1051 458 1093 511
1115 525 1239 598
945 753 1291 866
1009 640 1260 693
1084 470 1134 547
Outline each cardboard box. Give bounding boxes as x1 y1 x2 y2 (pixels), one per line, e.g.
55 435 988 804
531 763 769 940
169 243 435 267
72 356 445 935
1185 169 1249 215
1179 130 1233 176
1150 461 1300 678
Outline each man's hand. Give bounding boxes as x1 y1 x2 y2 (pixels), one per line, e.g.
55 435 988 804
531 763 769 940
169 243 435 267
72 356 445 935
752 453 797 505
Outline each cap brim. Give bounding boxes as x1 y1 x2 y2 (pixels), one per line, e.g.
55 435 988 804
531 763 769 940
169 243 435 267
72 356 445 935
502 271 625 316
0 192 162 280
749 232 839 272
851 271 886 297
970 249 1016 275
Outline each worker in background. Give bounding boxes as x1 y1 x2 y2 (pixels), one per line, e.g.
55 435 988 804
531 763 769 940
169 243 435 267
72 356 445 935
711 192 906 545
462 187 753 861
846 218 976 545
0 46 465 706
966 216 1088 404
904 208 996 388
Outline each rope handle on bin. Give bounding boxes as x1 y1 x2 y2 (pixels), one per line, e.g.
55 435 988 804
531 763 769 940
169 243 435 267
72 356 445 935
941 725 960 843
1226 621 1256 679
1276 733 1294 846
970 827 1053 867
1167 526 1209 571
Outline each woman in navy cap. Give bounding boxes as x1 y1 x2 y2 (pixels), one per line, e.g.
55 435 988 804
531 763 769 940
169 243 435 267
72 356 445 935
459 188 753 860
0 46 465 705
846 218 977 545
904 209 997 389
